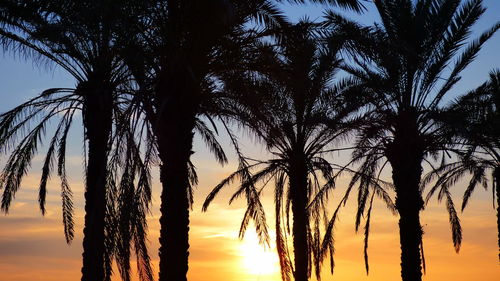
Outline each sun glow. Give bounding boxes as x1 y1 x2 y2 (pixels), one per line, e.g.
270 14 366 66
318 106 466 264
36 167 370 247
239 230 280 276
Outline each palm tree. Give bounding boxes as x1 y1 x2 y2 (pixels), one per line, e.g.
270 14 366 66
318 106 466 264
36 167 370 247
321 1 499 280
0 91 154 281
126 2 288 281
0 1 152 280
203 21 367 281
128 1 364 280
423 69 500 261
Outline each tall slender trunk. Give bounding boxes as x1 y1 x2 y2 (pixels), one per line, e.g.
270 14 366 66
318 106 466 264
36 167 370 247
387 112 424 281
290 157 309 281
156 67 199 281
494 167 500 261
80 82 113 281
157 125 194 281
393 169 424 281
155 2 232 278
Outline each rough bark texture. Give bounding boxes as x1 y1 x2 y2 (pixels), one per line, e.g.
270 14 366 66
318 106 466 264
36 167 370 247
495 167 500 261
394 174 424 281
156 65 199 281
80 81 113 281
290 156 309 281
387 111 424 281
155 2 233 280
157 137 193 281
157 127 194 281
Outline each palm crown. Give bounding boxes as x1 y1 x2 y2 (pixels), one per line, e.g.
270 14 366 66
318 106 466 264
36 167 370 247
322 1 499 280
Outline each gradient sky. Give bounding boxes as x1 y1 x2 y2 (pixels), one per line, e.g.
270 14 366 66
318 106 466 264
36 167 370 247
0 1 499 281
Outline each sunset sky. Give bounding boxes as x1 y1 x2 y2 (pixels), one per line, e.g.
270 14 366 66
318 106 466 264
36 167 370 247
0 1 499 281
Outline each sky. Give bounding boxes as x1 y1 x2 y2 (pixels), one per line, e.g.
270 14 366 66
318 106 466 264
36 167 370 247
0 1 499 281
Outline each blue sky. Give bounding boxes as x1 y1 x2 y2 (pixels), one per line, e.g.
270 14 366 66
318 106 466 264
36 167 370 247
1 0 498 111
280 0 500 94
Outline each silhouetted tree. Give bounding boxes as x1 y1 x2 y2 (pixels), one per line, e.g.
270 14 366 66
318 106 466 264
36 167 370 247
203 21 370 281
130 1 364 280
424 69 500 261
320 1 499 280
0 1 153 280
125 2 288 280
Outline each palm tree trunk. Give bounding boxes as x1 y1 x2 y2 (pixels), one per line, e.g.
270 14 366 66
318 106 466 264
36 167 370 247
157 130 193 281
395 186 424 281
80 84 113 281
494 167 500 261
388 147 424 281
156 68 199 281
386 111 426 281
290 159 309 281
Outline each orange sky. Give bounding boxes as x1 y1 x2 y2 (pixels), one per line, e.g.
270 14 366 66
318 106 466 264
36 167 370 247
0 147 498 281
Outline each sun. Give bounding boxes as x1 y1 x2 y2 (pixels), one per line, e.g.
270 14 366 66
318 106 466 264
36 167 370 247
239 230 280 276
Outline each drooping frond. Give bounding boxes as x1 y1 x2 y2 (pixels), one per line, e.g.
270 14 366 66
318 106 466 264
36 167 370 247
205 18 367 280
